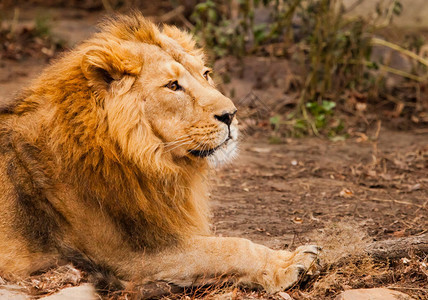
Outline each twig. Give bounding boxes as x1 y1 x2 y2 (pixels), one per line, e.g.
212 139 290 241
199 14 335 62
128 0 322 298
368 197 424 209
371 37 428 67
179 15 195 30
159 6 185 23
351 59 427 82
9 7 20 37
298 73 320 137
101 0 113 12
366 233 428 260
386 286 428 291
377 64 427 82
373 120 381 140
344 0 364 13
414 128 428 134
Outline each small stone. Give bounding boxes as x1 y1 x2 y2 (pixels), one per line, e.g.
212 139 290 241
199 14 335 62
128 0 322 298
278 291 293 299
335 288 414 300
40 284 97 300
250 147 271 153
292 216 303 224
0 288 29 300
401 257 410 264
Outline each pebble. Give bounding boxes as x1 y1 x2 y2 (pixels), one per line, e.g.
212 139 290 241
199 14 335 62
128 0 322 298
41 284 97 300
335 288 414 300
0 289 29 300
278 291 293 299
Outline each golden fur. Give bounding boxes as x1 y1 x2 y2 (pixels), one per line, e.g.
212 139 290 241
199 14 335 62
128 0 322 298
0 13 319 294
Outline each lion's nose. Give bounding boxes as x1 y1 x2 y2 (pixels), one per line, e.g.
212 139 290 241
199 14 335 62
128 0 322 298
214 110 237 126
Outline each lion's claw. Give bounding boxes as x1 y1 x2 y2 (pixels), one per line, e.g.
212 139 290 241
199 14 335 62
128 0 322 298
296 264 307 276
260 245 322 293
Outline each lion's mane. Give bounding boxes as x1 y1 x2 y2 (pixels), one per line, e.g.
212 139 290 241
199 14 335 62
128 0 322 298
0 14 211 252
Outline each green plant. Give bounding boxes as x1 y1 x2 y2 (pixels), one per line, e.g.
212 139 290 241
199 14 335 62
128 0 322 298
191 0 427 137
269 100 345 140
191 0 245 57
34 13 52 37
191 0 301 57
306 100 336 129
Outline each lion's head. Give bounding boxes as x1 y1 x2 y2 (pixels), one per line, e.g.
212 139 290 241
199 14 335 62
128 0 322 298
76 14 238 171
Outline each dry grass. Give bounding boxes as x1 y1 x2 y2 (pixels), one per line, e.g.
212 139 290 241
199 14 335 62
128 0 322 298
310 221 369 265
0 265 84 298
296 222 387 299
289 222 427 299
1 222 426 299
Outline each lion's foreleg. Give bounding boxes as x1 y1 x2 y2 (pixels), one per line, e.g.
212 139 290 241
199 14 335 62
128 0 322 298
142 236 320 293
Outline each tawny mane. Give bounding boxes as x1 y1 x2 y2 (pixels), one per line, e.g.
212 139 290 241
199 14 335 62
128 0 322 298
8 13 211 250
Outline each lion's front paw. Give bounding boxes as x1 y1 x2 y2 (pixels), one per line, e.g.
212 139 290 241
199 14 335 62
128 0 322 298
260 245 321 293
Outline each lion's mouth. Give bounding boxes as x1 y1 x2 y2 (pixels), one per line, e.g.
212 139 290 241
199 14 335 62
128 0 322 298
189 148 217 158
189 137 230 158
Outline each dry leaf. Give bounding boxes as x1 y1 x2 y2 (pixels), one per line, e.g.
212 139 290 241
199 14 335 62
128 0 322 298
339 188 354 198
355 132 368 143
292 217 303 224
393 230 405 237
367 170 377 177
408 183 421 192
356 102 367 112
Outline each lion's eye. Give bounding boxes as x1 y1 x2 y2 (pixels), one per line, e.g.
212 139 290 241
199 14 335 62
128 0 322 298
203 70 210 80
165 81 183 91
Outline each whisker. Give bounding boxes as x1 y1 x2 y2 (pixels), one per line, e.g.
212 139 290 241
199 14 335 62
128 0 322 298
164 140 193 153
163 135 191 146
197 135 210 152
163 136 192 148
165 141 192 153
163 133 189 143
163 138 191 149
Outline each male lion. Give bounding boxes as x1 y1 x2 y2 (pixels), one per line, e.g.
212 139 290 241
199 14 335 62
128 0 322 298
0 13 320 295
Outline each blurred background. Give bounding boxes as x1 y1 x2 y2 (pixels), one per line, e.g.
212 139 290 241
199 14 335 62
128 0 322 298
0 1 427 299
0 0 427 136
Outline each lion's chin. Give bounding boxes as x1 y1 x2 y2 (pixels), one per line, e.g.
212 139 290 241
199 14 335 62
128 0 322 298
187 125 239 167
206 139 239 168
206 125 239 167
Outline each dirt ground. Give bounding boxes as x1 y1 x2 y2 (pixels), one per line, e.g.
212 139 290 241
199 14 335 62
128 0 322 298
208 129 428 299
0 6 427 300
212 131 428 248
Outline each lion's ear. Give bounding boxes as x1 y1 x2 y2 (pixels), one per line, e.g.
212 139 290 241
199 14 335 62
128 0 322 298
81 46 142 89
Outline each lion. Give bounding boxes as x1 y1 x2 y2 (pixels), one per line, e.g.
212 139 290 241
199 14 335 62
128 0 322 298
0 13 320 296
